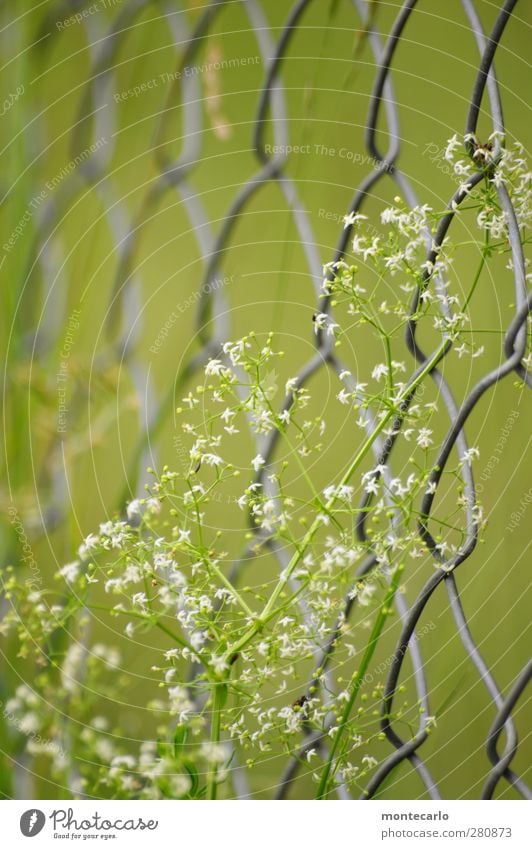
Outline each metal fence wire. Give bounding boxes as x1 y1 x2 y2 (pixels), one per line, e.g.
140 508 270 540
11 0 531 800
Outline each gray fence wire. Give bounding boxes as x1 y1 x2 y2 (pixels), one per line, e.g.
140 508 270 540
24 0 531 800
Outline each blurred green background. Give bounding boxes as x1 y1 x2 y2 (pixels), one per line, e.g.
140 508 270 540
1 0 530 799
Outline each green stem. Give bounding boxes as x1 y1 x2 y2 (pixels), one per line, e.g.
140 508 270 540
315 562 403 798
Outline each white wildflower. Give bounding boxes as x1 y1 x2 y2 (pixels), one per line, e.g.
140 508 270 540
251 454 265 472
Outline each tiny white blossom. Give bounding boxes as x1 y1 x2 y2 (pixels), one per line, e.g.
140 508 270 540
78 533 99 560
146 498 161 515
372 363 388 382
132 592 148 608
416 428 433 449
444 133 461 162
126 499 142 520
343 211 367 229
